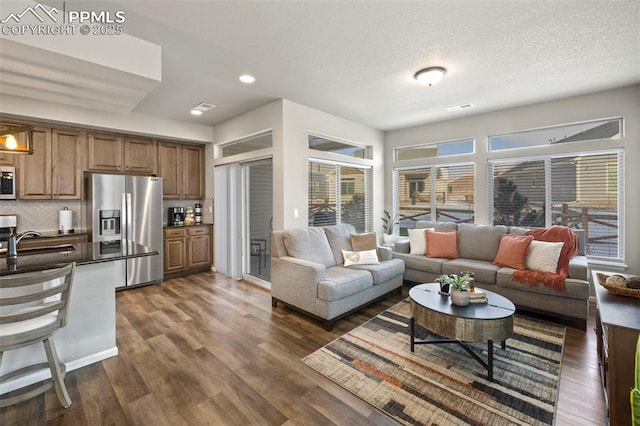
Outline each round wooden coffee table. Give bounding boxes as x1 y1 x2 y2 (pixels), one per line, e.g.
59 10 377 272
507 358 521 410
409 283 515 381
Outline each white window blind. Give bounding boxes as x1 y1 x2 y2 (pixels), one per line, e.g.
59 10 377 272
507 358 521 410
489 150 623 260
394 163 475 231
308 161 372 232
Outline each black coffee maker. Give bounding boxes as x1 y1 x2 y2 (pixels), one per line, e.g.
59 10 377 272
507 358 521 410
168 207 185 226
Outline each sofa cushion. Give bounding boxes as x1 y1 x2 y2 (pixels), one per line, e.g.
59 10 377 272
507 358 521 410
426 230 458 259
497 269 589 300
393 252 448 274
350 259 405 285
416 221 458 232
283 227 336 267
526 241 564 273
442 259 501 284
342 249 379 266
318 267 373 302
492 234 534 270
350 232 377 251
324 224 357 265
458 223 508 261
408 228 431 255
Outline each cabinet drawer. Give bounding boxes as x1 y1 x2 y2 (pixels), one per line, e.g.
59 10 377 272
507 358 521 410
165 228 186 238
187 226 210 236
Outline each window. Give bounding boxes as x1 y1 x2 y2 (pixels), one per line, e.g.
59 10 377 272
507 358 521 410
221 131 272 157
393 163 475 233
308 135 371 159
489 150 623 260
308 161 372 232
395 138 474 161
489 118 621 151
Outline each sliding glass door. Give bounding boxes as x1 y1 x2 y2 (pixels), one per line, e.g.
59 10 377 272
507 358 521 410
244 159 272 282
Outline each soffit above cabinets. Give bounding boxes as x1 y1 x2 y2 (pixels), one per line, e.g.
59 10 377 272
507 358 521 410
0 32 161 113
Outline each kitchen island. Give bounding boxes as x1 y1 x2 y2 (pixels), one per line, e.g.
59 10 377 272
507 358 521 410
0 241 158 395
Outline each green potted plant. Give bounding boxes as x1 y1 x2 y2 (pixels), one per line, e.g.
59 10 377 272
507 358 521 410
435 274 452 295
381 210 399 245
447 273 471 306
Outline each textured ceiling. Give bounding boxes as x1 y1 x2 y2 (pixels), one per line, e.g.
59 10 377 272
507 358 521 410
4 0 640 131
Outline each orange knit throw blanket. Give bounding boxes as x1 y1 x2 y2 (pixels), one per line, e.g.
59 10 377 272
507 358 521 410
511 226 579 291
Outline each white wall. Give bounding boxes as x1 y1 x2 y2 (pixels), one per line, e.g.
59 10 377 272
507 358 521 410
385 84 640 275
0 93 213 142
281 99 385 232
211 99 385 234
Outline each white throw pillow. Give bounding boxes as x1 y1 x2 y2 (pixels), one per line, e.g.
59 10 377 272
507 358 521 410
342 249 379 267
408 228 433 255
525 240 564 273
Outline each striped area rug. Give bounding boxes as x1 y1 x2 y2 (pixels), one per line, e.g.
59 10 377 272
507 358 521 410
302 298 565 425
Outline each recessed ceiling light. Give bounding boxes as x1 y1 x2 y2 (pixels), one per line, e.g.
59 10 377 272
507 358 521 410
190 102 215 116
239 74 256 84
414 66 447 87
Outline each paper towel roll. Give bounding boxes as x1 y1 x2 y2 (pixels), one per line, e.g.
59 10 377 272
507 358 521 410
59 208 73 234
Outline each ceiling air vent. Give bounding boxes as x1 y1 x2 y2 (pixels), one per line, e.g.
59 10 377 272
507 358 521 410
446 103 474 112
193 102 215 112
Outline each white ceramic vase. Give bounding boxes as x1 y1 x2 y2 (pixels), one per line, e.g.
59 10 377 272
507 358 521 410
450 289 470 306
382 234 395 245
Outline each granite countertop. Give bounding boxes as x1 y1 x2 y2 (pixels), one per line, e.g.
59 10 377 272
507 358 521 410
0 240 158 276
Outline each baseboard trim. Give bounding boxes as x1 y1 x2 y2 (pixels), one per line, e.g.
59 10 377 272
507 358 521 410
0 347 118 395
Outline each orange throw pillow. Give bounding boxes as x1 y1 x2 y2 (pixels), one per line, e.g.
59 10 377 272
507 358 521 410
426 230 458 259
492 234 534 269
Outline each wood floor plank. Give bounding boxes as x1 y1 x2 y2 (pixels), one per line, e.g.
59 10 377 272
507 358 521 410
0 271 607 425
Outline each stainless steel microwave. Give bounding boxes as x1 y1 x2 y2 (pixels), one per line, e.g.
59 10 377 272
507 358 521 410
0 166 16 200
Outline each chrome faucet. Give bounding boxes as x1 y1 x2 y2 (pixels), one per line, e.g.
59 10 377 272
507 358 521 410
6 227 41 262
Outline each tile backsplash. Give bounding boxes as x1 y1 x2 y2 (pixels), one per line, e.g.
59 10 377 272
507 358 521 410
0 200 82 233
1 197 213 233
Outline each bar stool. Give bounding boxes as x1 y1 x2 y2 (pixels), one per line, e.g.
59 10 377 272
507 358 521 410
0 262 75 408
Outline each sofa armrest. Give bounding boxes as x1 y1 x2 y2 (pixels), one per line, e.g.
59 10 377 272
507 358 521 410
394 240 410 254
377 245 392 261
568 255 589 281
271 256 327 312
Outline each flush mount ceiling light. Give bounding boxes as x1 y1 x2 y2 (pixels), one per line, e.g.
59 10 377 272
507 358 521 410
0 123 33 154
239 74 256 84
190 102 215 116
414 66 447 87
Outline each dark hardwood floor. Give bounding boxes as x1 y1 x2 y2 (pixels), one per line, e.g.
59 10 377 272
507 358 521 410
1 272 607 425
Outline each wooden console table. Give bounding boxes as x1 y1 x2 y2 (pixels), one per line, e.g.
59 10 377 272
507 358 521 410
592 270 640 426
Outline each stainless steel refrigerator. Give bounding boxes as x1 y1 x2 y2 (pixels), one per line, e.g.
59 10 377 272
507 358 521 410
83 173 163 288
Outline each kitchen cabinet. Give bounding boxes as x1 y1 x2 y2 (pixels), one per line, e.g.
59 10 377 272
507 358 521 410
88 133 156 174
187 226 211 268
0 152 15 165
87 132 123 171
164 227 187 273
157 142 204 200
124 137 156 174
157 142 182 199
18 127 84 200
183 144 205 199
163 224 212 278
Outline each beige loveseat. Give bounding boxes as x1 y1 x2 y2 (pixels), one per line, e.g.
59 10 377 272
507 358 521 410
393 221 590 330
271 224 405 330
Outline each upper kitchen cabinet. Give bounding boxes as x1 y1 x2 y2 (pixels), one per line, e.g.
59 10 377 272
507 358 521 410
18 128 84 200
183 144 204 199
88 133 156 174
157 142 204 199
0 152 15 165
87 132 122 171
124 137 157 174
157 142 183 199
